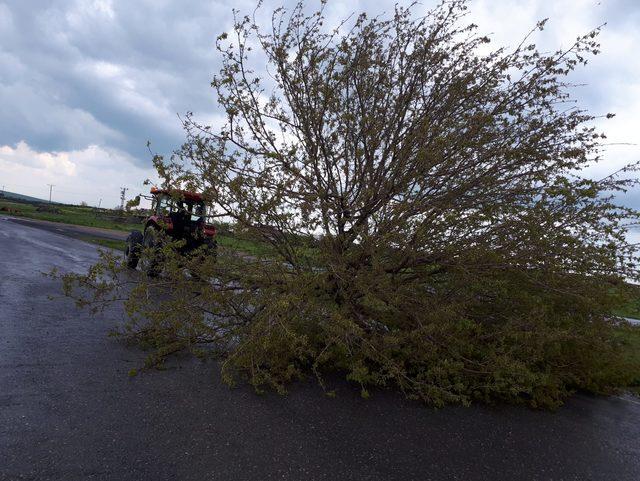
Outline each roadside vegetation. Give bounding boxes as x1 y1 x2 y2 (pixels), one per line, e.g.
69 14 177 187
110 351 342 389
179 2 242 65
57 1 640 408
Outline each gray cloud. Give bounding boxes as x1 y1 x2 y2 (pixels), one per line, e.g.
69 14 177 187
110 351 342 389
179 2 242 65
0 0 252 161
0 0 639 207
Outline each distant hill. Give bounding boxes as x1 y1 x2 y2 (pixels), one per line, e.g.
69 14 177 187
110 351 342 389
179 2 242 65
0 190 54 204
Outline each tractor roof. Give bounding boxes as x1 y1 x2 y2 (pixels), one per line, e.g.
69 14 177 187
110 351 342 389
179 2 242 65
150 187 205 202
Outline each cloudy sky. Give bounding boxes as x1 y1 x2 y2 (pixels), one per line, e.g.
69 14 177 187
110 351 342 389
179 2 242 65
0 0 638 208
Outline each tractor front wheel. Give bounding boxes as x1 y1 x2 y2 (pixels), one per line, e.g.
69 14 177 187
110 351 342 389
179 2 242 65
124 230 143 269
141 226 161 277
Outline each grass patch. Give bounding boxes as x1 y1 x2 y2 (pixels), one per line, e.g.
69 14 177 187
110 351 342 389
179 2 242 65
217 234 274 257
80 237 127 251
613 297 640 319
610 283 640 319
615 324 640 396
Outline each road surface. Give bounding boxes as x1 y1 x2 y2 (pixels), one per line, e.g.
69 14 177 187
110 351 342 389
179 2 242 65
4 216 128 242
1 217 639 481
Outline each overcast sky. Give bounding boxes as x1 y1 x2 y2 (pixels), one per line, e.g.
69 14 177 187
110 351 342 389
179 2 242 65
0 0 639 208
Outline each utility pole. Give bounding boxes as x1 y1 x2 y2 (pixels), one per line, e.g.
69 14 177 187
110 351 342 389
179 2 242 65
47 184 55 203
98 198 102 209
119 187 128 211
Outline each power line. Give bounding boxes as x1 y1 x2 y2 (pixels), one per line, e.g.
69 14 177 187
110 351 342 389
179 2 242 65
47 184 55 204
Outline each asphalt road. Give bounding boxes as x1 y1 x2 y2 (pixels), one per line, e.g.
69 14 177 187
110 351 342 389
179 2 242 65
4 216 129 242
1 217 639 481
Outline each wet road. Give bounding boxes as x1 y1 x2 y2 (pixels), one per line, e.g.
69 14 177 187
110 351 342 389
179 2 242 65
4 216 129 242
1 217 639 481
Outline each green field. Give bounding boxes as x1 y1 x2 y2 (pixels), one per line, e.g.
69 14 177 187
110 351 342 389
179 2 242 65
0 199 135 231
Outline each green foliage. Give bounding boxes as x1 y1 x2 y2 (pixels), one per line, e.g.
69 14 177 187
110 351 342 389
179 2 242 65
56 1 640 408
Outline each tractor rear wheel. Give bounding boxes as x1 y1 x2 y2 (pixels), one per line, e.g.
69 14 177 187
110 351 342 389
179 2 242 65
124 230 143 269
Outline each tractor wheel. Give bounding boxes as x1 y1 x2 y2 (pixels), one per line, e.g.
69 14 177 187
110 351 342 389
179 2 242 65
124 230 143 269
141 226 161 277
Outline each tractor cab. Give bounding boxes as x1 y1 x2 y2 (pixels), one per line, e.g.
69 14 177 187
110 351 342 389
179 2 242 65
148 187 216 239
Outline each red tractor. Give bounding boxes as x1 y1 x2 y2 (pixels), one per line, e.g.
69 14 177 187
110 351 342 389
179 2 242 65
124 187 217 274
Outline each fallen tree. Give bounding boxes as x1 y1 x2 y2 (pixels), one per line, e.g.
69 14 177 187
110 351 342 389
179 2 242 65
60 0 640 407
